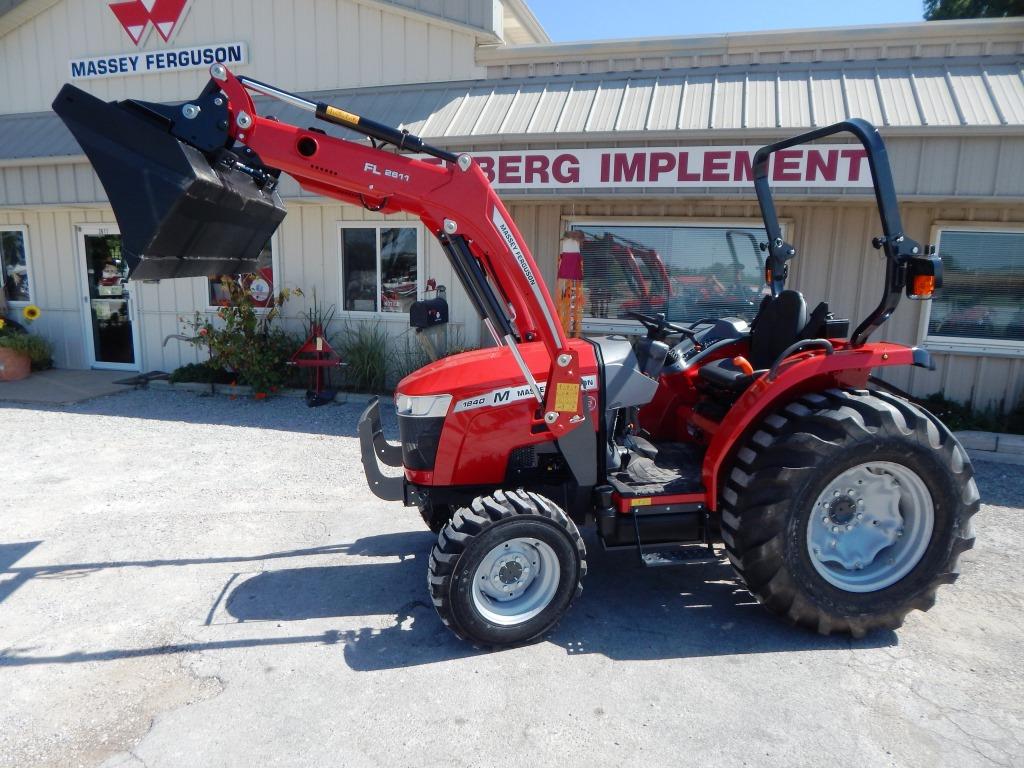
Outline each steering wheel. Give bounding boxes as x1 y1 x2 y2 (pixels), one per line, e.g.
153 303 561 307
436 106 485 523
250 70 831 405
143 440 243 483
624 310 700 342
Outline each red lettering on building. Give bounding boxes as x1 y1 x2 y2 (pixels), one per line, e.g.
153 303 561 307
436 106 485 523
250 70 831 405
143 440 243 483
552 154 580 184
613 152 646 182
703 151 731 182
677 151 701 182
498 155 522 184
649 152 676 182
773 150 802 182
807 149 838 182
733 150 754 182
523 155 549 184
841 149 868 182
475 156 495 183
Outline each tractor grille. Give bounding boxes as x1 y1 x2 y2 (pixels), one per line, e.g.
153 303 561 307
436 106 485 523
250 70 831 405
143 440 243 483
397 415 444 471
508 446 538 471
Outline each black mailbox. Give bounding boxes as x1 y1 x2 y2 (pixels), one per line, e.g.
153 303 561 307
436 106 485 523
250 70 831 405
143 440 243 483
410 297 449 329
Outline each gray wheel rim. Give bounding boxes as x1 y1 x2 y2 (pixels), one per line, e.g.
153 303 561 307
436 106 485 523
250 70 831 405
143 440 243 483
806 461 934 593
471 537 561 626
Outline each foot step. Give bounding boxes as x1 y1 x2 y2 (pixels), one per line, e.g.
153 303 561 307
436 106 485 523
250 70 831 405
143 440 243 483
640 545 721 568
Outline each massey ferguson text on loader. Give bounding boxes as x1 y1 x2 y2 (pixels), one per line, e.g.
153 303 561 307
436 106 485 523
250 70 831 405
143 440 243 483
54 65 978 647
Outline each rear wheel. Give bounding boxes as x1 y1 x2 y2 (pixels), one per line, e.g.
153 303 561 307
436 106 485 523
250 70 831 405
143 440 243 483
428 490 586 647
721 388 979 637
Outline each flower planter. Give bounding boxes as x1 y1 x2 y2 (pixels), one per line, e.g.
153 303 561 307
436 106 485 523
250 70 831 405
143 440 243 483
0 347 31 381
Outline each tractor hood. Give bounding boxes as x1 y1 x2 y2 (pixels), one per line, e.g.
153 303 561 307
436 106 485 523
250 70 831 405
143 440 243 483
397 339 598 412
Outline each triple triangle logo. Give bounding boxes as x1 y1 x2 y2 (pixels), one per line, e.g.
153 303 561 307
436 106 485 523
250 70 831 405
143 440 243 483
108 0 190 46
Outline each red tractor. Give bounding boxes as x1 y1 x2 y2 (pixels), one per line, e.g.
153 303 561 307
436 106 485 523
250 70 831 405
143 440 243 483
55 66 977 648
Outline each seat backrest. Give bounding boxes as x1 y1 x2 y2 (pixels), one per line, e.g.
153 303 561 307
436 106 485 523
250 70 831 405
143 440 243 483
748 290 807 369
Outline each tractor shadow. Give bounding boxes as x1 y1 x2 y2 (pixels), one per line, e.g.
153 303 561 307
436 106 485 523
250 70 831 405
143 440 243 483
224 530 895 671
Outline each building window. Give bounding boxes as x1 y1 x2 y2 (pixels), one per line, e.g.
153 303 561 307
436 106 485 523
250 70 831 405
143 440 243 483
208 238 276 308
339 225 420 313
568 222 768 328
1 228 32 304
925 228 1024 351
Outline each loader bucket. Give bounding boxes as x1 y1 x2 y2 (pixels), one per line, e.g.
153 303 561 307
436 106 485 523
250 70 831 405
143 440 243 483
52 84 286 280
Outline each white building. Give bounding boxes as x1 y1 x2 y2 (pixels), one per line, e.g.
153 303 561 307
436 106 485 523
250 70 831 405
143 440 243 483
1 1 1023 410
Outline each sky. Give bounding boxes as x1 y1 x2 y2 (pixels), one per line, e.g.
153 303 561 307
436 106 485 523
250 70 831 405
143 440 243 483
527 0 927 41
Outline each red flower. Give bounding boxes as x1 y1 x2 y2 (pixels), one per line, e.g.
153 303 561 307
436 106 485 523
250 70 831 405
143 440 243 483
254 392 267 400
198 327 208 336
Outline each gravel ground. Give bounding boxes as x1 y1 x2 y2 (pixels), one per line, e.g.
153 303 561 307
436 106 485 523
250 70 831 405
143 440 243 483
1 388 1022 768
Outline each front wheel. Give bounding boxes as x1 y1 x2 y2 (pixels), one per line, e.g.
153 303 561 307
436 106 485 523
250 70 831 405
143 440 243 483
721 388 979 637
428 490 586 647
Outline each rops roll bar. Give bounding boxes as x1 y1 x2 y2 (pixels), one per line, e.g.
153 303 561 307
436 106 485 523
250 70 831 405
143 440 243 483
752 118 941 347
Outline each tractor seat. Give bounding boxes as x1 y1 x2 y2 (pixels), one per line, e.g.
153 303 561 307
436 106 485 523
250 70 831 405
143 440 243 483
699 290 808 392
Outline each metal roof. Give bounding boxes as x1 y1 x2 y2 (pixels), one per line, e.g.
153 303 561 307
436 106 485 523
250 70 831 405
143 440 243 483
2 55 1022 163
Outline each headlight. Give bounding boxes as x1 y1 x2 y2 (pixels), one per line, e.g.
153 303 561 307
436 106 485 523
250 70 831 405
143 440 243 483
395 393 453 418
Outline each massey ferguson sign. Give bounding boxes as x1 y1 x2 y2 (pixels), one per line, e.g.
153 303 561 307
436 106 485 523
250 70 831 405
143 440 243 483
67 0 247 80
426 146 873 190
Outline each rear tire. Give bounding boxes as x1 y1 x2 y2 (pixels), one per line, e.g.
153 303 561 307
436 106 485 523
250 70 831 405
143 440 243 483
428 490 586 647
721 388 979 637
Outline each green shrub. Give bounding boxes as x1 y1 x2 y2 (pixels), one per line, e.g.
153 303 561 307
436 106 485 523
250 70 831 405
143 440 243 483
337 322 390 393
180 277 302 396
0 331 53 371
918 392 1008 433
169 362 231 384
389 333 431 388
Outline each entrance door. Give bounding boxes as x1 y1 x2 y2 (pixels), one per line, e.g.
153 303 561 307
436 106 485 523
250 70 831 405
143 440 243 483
77 225 140 370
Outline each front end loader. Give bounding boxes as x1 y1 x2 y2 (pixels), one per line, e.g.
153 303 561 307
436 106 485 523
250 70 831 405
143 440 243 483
55 66 978 648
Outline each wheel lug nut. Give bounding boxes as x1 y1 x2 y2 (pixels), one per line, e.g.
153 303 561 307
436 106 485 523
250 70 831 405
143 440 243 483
832 526 839 533
846 524 853 531
856 513 863 520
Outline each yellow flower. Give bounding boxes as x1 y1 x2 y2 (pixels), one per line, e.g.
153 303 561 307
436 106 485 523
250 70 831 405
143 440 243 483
0 318 6 330
22 304 41 321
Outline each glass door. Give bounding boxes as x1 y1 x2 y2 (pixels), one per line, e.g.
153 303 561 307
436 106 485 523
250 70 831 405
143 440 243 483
78 226 139 369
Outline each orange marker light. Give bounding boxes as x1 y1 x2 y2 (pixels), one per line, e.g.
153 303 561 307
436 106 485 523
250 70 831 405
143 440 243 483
911 274 936 298
733 356 754 375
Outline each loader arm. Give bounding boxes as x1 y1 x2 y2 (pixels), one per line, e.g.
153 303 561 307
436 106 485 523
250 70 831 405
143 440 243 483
54 66 585 436
213 69 584 434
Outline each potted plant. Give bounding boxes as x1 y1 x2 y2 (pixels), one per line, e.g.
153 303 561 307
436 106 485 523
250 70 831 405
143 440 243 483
0 305 53 382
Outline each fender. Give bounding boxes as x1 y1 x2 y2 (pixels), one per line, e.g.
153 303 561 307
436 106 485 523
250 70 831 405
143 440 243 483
702 342 933 507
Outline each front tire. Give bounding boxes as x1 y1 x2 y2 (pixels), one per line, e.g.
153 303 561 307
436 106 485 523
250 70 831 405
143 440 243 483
428 490 586 647
721 388 979 637
418 503 453 533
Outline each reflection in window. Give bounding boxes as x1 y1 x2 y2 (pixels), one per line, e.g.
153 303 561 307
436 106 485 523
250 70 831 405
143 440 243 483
342 228 378 312
380 228 418 313
340 226 419 313
570 224 768 324
1 229 31 303
927 230 1024 342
